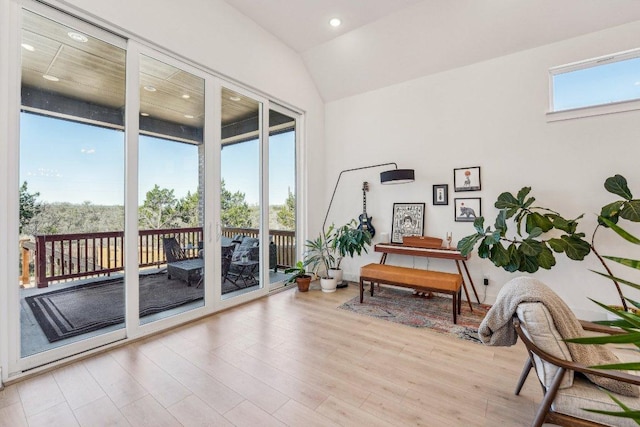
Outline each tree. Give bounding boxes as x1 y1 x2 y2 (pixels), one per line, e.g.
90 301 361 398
277 189 295 230
221 179 252 227
177 190 200 227
139 185 181 229
19 181 41 234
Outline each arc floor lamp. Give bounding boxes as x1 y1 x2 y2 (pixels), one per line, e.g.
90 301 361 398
322 162 415 287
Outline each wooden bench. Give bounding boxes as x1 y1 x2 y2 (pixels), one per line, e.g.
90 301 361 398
359 263 463 324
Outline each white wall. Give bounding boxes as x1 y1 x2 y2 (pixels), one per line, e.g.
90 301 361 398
325 20 640 319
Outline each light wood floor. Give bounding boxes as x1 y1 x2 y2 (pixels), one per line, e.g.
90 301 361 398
0 284 546 426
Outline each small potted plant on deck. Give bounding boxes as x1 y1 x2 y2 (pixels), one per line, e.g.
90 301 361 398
284 261 313 292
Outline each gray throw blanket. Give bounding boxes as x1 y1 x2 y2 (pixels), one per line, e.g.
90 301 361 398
480 276 639 397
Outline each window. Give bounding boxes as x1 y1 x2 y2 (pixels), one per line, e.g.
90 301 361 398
548 48 640 120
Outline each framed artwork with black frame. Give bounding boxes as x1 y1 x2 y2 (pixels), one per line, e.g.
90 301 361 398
433 184 448 205
391 202 425 243
454 166 481 192
454 197 481 222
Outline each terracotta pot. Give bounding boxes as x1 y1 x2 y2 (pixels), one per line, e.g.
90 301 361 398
295 275 312 292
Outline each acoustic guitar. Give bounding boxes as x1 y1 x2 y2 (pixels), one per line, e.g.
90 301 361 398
357 181 376 238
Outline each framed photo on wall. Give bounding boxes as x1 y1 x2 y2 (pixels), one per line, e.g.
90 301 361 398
454 166 481 192
454 198 481 222
433 184 448 205
391 203 425 243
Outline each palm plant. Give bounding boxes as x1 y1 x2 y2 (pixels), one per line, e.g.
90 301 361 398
565 217 640 421
304 225 336 278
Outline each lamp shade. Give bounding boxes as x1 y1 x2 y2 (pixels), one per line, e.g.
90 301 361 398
380 168 415 184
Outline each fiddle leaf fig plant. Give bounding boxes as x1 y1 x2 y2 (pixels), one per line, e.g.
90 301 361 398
458 174 640 311
599 174 640 224
457 186 591 274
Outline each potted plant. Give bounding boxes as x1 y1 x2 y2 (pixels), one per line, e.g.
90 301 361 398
330 219 373 286
304 227 338 292
283 261 313 292
457 174 640 310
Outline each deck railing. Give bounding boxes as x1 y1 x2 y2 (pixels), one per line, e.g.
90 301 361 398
23 227 295 288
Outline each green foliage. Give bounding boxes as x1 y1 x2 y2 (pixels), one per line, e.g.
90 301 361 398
19 181 41 234
303 220 372 275
221 179 252 228
332 219 372 269
283 261 311 283
176 191 200 227
276 190 296 230
138 185 180 229
566 178 640 422
22 202 124 235
457 186 590 273
303 225 336 277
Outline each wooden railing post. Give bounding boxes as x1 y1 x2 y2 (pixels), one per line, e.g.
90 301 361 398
19 239 30 286
35 235 48 288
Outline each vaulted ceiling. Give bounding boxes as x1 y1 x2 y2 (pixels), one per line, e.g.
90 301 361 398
223 0 640 102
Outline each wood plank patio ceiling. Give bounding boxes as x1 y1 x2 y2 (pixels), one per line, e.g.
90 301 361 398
20 10 265 142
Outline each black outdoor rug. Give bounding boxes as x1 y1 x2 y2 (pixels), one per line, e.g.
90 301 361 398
338 286 491 344
26 273 204 342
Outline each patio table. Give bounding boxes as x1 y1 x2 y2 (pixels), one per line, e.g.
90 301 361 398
167 258 204 286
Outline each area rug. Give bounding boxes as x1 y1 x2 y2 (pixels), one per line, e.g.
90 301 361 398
338 286 491 344
26 273 204 343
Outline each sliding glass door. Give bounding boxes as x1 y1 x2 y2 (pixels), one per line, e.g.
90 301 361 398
18 8 127 360
137 53 206 324
220 86 264 299
8 0 301 376
268 106 298 291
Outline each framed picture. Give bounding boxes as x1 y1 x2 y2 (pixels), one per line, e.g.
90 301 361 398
391 203 425 243
433 184 448 205
454 166 481 192
454 198 481 222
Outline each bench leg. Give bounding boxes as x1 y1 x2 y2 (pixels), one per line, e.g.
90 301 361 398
452 292 457 324
458 288 462 314
370 281 374 297
360 278 364 303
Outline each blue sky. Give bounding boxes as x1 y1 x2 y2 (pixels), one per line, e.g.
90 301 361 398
553 56 640 111
20 113 295 206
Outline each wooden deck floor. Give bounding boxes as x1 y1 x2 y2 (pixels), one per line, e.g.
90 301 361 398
2 284 547 426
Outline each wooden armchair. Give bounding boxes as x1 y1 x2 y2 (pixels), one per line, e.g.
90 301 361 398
513 311 640 427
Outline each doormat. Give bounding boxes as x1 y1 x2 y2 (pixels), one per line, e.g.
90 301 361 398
26 273 203 342
338 286 491 344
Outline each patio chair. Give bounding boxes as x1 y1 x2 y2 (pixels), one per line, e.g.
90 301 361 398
163 237 186 263
163 237 202 286
221 244 234 283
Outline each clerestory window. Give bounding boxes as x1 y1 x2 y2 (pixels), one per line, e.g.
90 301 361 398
548 48 640 120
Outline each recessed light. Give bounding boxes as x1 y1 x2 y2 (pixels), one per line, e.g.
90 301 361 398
42 74 59 81
21 43 35 51
181 94 190 99
140 112 150 117
229 95 241 102
329 18 342 27
143 85 157 92
67 32 88 43
184 114 194 119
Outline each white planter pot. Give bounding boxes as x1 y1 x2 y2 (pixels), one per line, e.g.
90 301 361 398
320 277 338 293
328 268 343 285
